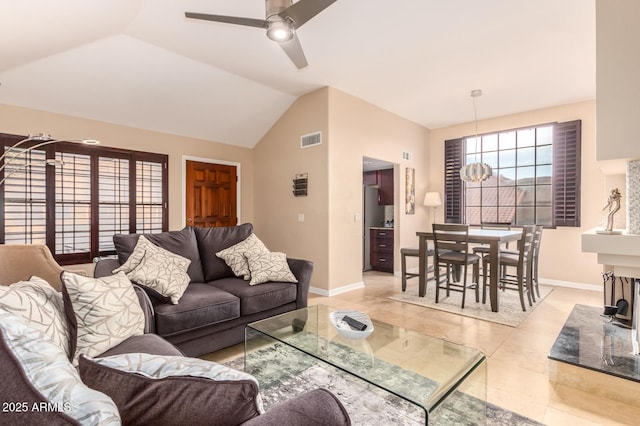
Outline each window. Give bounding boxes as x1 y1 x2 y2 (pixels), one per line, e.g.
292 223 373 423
1 133 168 264
444 120 581 227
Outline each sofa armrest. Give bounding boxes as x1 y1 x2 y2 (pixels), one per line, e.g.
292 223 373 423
94 259 155 334
286 258 313 309
241 388 350 426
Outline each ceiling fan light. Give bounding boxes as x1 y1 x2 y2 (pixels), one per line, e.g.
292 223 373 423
266 19 293 42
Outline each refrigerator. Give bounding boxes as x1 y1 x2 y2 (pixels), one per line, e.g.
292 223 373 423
363 185 386 271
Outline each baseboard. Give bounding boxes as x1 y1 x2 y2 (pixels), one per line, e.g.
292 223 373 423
309 281 365 297
540 278 600 292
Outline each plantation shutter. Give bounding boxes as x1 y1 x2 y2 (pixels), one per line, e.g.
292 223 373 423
444 138 464 223
553 120 581 227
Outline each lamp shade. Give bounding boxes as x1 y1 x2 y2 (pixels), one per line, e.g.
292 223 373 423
423 192 442 207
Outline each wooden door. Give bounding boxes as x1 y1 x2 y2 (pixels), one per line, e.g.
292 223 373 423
185 161 237 228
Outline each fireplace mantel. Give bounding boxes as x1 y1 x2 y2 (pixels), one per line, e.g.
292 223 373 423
581 228 640 277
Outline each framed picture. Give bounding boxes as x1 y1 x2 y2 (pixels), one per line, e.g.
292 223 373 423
405 167 415 214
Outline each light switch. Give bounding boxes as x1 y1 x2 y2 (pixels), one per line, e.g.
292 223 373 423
354 213 361 222
298 213 305 222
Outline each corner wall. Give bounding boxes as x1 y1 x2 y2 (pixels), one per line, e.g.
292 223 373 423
252 88 330 291
429 100 603 287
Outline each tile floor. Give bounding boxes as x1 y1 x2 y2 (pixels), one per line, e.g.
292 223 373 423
207 271 640 425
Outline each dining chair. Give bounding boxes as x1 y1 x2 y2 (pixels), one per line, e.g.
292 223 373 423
432 223 480 309
472 221 512 279
400 242 435 292
501 224 543 301
482 225 535 311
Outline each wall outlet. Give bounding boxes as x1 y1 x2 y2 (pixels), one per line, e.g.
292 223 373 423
297 213 305 222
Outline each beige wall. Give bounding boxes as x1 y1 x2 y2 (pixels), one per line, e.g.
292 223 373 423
328 88 430 290
429 100 604 287
0 103 255 231
596 0 640 168
253 88 330 291
253 87 430 293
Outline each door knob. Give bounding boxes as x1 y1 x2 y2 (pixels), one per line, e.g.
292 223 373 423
187 217 193 223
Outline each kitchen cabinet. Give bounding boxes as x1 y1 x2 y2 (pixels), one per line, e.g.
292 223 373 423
362 169 394 205
370 228 394 273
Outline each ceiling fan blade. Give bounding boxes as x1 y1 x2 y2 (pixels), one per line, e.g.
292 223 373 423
279 33 308 69
185 12 268 29
279 0 337 29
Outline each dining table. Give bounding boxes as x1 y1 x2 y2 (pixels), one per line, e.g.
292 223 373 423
416 228 523 312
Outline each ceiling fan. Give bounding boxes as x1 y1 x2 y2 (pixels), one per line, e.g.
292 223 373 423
185 0 337 69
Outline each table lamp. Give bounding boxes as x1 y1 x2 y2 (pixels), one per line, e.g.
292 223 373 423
423 192 442 228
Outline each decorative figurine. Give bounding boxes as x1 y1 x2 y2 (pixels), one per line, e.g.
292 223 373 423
598 188 622 234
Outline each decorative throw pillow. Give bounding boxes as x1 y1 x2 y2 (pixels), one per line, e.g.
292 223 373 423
61 271 145 365
112 235 161 275
0 276 71 358
245 252 298 286
126 250 191 304
216 233 269 280
0 309 120 425
79 353 264 425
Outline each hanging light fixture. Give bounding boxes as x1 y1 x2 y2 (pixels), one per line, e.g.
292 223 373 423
459 89 493 183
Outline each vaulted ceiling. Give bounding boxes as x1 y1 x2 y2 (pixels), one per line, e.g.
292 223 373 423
0 0 595 148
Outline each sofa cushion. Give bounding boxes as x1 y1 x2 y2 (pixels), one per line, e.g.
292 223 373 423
211 277 297 316
246 252 298 286
113 227 205 283
0 308 121 425
79 353 263 426
194 223 254 281
126 245 191 304
153 283 240 336
61 271 145 365
216 233 269 280
0 276 71 358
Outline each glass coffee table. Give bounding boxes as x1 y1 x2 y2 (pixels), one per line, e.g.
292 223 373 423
245 305 486 425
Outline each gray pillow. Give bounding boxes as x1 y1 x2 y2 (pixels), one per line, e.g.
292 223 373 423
194 223 254 281
79 353 264 426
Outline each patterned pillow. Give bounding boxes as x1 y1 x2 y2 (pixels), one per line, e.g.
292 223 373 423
0 276 71 358
79 353 264 425
126 250 191 304
0 309 120 425
61 271 145 365
245 252 298 286
216 233 269 280
112 235 161 274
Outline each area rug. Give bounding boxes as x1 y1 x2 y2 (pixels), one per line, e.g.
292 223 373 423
388 283 552 327
225 351 543 426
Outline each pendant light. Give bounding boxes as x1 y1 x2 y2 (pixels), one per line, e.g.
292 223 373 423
459 89 493 183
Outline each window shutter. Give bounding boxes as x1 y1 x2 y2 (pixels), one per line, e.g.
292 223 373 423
553 120 581 227
444 138 464 223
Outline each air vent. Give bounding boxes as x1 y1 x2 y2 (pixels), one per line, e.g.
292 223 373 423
300 131 322 149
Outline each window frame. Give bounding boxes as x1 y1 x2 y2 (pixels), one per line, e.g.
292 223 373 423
1 133 168 264
444 120 581 228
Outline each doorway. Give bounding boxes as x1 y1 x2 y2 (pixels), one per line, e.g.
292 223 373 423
185 159 238 228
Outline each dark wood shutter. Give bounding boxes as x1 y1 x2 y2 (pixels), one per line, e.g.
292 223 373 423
444 138 464 223
553 120 581 227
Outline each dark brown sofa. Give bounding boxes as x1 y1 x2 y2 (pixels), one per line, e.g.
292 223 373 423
94 223 313 357
0 244 350 426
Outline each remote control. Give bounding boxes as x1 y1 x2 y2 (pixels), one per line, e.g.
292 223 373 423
342 315 368 331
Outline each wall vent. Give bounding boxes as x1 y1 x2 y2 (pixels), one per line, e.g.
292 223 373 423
300 131 322 148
